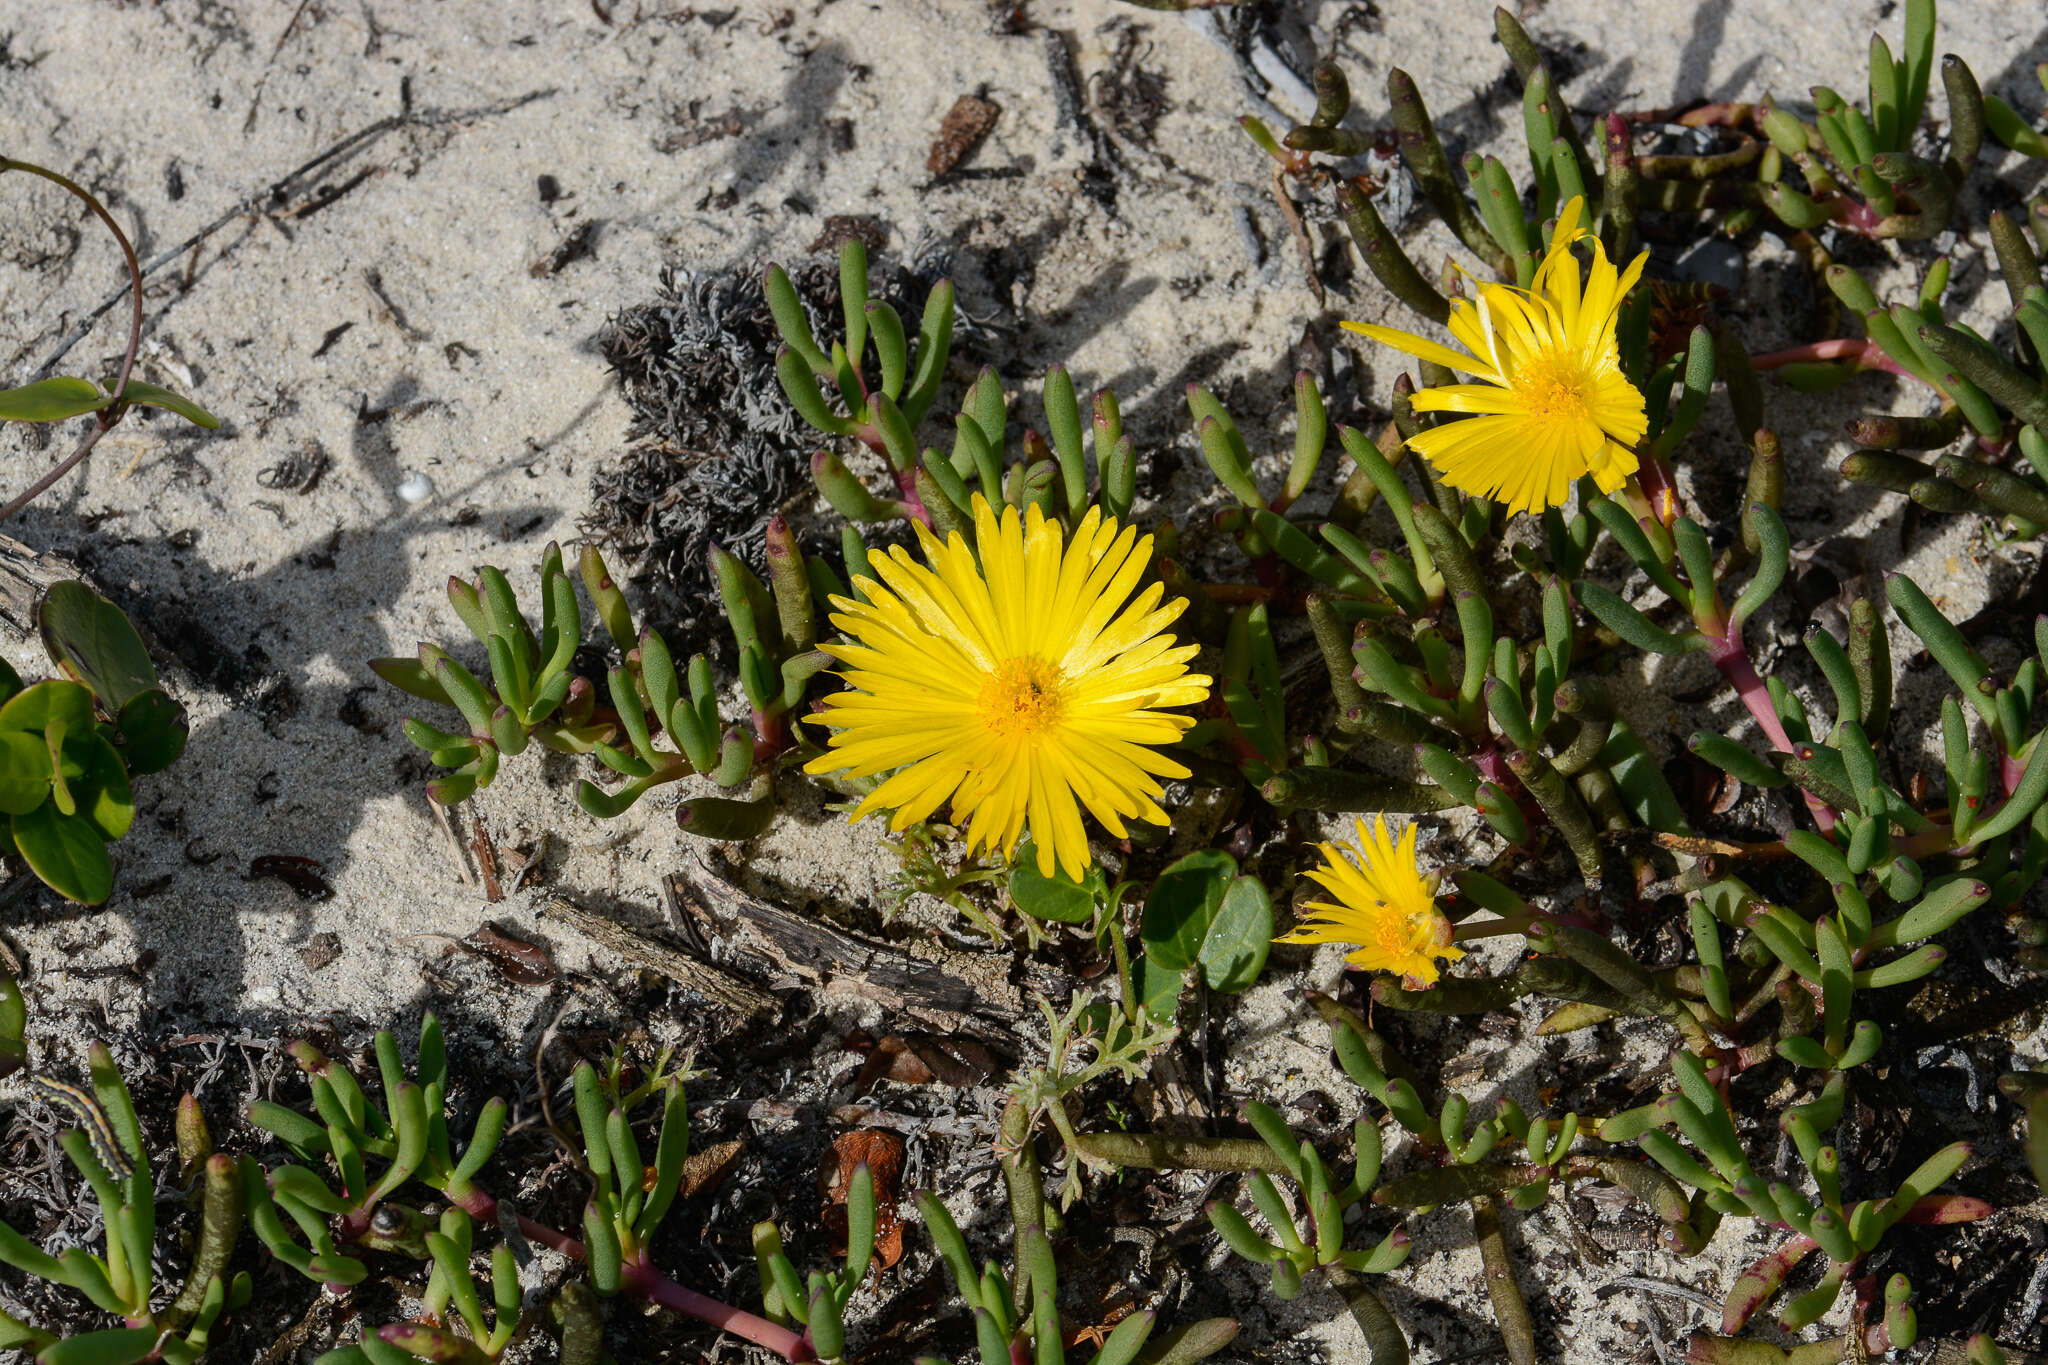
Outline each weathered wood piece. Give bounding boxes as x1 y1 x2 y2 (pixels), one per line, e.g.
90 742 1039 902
542 895 778 1020
672 855 1035 1035
0 533 84 642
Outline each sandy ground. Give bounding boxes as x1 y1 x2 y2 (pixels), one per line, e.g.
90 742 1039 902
2 1 2047 1361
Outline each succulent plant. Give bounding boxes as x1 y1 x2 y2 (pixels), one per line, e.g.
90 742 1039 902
751 1163 877 1365
319 4 2048 1361
916 1100 1238 1365
0 1047 248 1365
374 536 832 836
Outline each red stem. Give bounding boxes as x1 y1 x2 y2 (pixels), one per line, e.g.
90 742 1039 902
891 464 931 525
1748 338 1916 381
1707 631 1837 834
442 1187 810 1359
625 1259 813 1361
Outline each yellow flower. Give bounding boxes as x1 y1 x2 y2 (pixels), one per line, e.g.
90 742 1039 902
1343 196 1648 516
1276 816 1461 988
805 496 1211 881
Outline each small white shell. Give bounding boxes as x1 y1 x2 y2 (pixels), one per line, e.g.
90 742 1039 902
397 471 436 504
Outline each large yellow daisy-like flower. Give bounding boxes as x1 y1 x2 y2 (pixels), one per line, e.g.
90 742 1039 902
805 496 1211 881
1344 196 1648 516
1276 816 1461 988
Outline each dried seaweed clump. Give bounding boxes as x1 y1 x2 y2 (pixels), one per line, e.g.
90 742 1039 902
591 254 942 614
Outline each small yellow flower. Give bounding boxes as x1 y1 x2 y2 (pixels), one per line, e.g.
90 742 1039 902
1276 816 1462 988
805 496 1211 881
1343 196 1648 516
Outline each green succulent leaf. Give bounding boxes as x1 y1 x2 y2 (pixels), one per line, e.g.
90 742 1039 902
35 1327 162 1365
112 380 221 428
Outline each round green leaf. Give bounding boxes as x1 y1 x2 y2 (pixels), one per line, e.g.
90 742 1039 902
11 802 114 905
1198 875 1275 993
116 690 187 775
38 581 160 714
0 680 95 737
1133 950 1182 1026
59 729 134 841
1140 849 1238 972
1009 837 1105 922
0 657 22 710
0 376 106 423
0 730 52 816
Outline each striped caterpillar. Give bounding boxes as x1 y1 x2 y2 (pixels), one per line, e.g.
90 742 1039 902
24 1075 135 1184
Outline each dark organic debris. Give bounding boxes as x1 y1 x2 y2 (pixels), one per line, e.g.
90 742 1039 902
928 93 1001 176
531 219 601 277
677 1137 745 1200
298 932 342 972
657 105 748 154
257 440 330 494
1091 22 1169 144
1045 29 1123 211
809 214 888 255
544 895 778 1017
248 854 333 901
459 923 556 984
850 1030 1001 1094
309 321 353 358
397 923 557 986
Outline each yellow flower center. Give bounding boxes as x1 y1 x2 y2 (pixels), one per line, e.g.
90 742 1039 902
1392 902 1442 953
1513 350 1595 421
978 656 1069 739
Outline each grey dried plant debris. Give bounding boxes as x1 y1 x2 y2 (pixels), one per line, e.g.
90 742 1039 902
590 247 957 636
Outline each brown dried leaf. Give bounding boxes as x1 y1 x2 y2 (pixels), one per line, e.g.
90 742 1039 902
678 1138 745 1201
851 1032 999 1096
820 1129 904 1269
927 95 1000 176
459 924 556 985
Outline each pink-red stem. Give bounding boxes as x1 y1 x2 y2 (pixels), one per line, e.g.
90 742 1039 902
1708 632 1838 834
1748 338 1916 382
625 1259 812 1360
442 1187 811 1360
